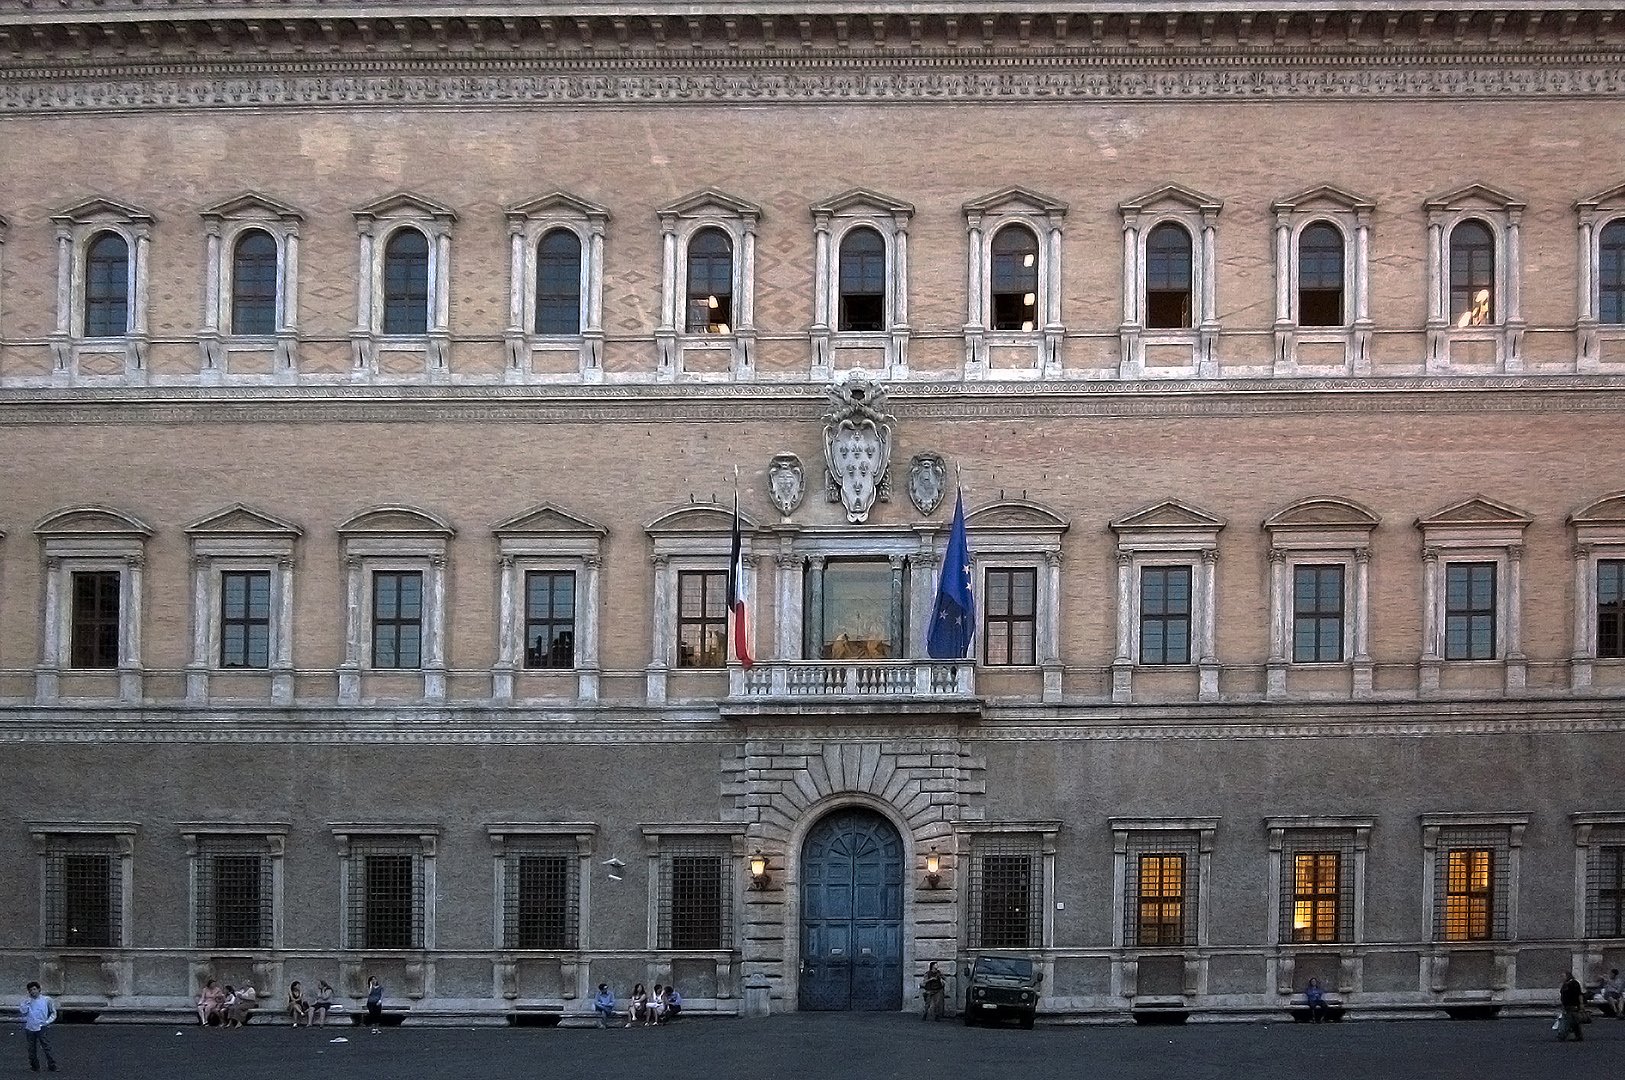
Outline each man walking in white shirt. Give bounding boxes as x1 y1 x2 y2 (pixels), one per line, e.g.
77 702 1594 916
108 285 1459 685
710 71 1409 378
18 981 58 1072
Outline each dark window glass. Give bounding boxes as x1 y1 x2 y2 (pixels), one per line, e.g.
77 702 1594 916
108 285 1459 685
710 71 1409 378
363 854 415 949
211 854 264 949
990 226 1040 331
1599 560 1625 660
1449 220 1496 327
1139 566 1191 665
1445 562 1496 660
838 228 885 332
382 229 430 335
220 570 271 669
231 229 279 335
85 232 130 337
686 229 733 334
821 560 893 660
983 567 1036 666
372 571 423 669
979 854 1035 949
1601 221 1625 326
677 570 727 668
1297 222 1344 327
669 855 723 949
1145 223 1192 329
1293 564 1345 663
1292 852 1341 943
1597 846 1625 938
1137 852 1185 946
524 570 576 669
515 854 571 949
71 571 120 669
1444 848 1494 941
535 229 582 335
63 853 114 947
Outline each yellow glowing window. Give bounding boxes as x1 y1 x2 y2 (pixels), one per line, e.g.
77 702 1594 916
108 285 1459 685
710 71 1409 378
1292 851 1340 943
1444 848 1494 941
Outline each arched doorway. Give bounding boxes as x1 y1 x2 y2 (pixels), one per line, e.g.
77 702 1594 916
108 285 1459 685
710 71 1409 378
799 807 904 1010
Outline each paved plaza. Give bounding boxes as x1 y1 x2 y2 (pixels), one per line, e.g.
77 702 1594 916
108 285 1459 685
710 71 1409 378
4 1012 1621 1080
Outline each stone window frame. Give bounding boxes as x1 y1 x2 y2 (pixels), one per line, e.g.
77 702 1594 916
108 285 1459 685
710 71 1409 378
336 506 455 705
28 822 139 952
1266 816 1374 949
959 821 1059 952
331 824 439 953
198 193 304 380
1569 491 1625 691
655 189 761 383
1110 818 1217 954
1109 500 1225 704
183 504 301 707
964 500 1069 702
1576 183 1625 371
1423 184 1526 374
1416 496 1532 695
503 191 609 385
809 188 914 380
640 823 747 952
645 504 757 705
34 506 152 705
350 192 456 379
962 186 1067 380
1262 496 1381 700
49 197 154 384
1268 184 1375 377
179 823 289 951
1419 813 1526 947
491 504 607 704
1117 184 1223 380
1572 812 1625 941
486 823 597 956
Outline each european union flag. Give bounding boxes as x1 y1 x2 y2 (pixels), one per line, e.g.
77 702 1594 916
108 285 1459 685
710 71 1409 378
927 492 975 659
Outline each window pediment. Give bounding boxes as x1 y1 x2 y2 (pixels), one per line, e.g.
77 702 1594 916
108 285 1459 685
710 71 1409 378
645 503 756 536
1271 184 1375 216
660 188 761 224
963 185 1068 217
35 505 153 539
1571 491 1625 528
353 190 457 224
52 197 154 227
1264 496 1380 531
965 499 1069 533
1416 495 1533 531
1577 183 1625 215
1112 499 1226 535
185 503 302 538
493 503 607 538
506 190 610 224
1424 183 1525 214
336 505 455 538
811 187 915 218
199 192 304 225
1119 183 1222 217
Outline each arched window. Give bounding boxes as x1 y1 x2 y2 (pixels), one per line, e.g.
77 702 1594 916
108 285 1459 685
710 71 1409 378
991 226 1040 332
231 229 279 336
84 232 130 337
1145 224 1192 330
535 229 582 335
838 228 885 332
1449 220 1496 327
1600 220 1625 326
1297 223 1344 327
686 228 733 334
382 228 430 335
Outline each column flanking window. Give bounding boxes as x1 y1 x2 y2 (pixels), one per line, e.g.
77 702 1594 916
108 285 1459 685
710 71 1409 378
1424 184 1525 373
336 506 455 704
1110 501 1225 703
1417 497 1531 694
961 824 1057 950
962 186 1067 378
199 193 304 377
1117 184 1222 379
492 504 606 703
351 192 456 378
35 506 152 704
1568 492 1625 690
503 192 610 383
1421 814 1524 945
1111 819 1216 951
488 825 596 952
50 198 154 383
1573 814 1625 940
30 824 138 952
184 504 300 706
962 500 1068 698
182 825 287 950
333 826 438 952
1264 497 1380 699
1268 185 1377 376
809 188 914 379
656 189 760 382
645 504 755 704
641 825 746 951
1576 185 1625 370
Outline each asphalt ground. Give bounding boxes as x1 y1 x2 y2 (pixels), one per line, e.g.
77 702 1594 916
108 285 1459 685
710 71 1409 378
5 1011 1621 1080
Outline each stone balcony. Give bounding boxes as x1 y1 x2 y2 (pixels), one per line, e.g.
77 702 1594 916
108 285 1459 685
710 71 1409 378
721 660 980 721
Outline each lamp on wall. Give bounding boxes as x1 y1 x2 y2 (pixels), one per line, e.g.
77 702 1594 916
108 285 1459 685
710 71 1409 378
924 847 942 889
749 851 770 891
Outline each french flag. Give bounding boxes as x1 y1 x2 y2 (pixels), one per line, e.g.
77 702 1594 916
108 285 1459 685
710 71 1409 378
729 493 754 668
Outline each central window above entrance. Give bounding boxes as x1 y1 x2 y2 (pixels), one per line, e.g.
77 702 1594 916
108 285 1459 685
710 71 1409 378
818 559 901 660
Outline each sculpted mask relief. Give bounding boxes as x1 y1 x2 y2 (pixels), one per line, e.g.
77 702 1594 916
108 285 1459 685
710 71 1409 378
823 375 893 524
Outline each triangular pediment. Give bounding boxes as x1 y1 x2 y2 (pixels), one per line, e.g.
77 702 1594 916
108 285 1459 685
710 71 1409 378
1424 183 1525 213
1119 184 1222 216
646 503 758 535
810 187 915 217
1111 499 1226 532
35 505 153 537
1271 183 1375 215
52 197 153 226
506 191 611 222
353 191 457 221
1570 491 1625 526
1577 182 1625 213
493 503 608 537
963 185 1069 217
1264 496 1380 530
660 188 762 222
199 192 304 223
1416 495 1533 529
965 500 1069 531
185 503 303 537
336 505 455 536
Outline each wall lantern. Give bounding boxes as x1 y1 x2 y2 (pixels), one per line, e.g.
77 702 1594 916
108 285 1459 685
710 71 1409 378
749 851 770 891
924 847 942 889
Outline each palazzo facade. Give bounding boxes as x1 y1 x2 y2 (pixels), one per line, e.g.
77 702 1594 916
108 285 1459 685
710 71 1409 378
2 0 1624 1023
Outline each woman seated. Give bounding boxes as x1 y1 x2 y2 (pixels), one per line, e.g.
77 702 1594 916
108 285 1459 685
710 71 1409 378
287 981 310 1026
195 979 225 1026
224 983 258 1028
625 983 648 1028
308 981 335 1027
646 984 666 1026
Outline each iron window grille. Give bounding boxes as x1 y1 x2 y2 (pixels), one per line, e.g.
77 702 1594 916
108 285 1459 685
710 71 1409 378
1598 560 1625 660
1126 831 1199 947
983 568 1037 666
1145 223 1193 329
659 839 731 950
967 840 1042 950
535 229 583 335
523 570 576 669
1444 562 1496 660
348 841 423 950
1586 829 1625 939
1293 564 1345 663
837 228 886 332
1449 220 1496 326
990 225 1040 331
1139 565 1192 665
44 837 121 948
382 228 431 335
195 838 272 949
1279 830 1356 944
1297 222 1345 327
372 570 423 669
231 229 279 335
503 840 578 950
70 570 120 669
1601 220 1625 326
686 229 733 334
220 570 272 669
85 231 130 336
1434 827 1510 942
676 570 728 669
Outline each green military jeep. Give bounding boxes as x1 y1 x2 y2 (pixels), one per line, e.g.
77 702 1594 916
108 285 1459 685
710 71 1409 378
962 955 1042 1028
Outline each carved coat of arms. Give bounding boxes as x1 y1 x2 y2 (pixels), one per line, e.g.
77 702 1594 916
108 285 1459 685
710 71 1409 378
908 453 948 515
823 374 893 524
767 453 806 516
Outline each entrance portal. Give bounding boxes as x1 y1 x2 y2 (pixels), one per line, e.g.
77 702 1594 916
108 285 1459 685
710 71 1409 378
798 807 904 1010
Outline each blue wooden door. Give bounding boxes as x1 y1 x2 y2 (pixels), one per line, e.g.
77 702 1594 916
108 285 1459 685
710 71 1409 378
799 809 903 1010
